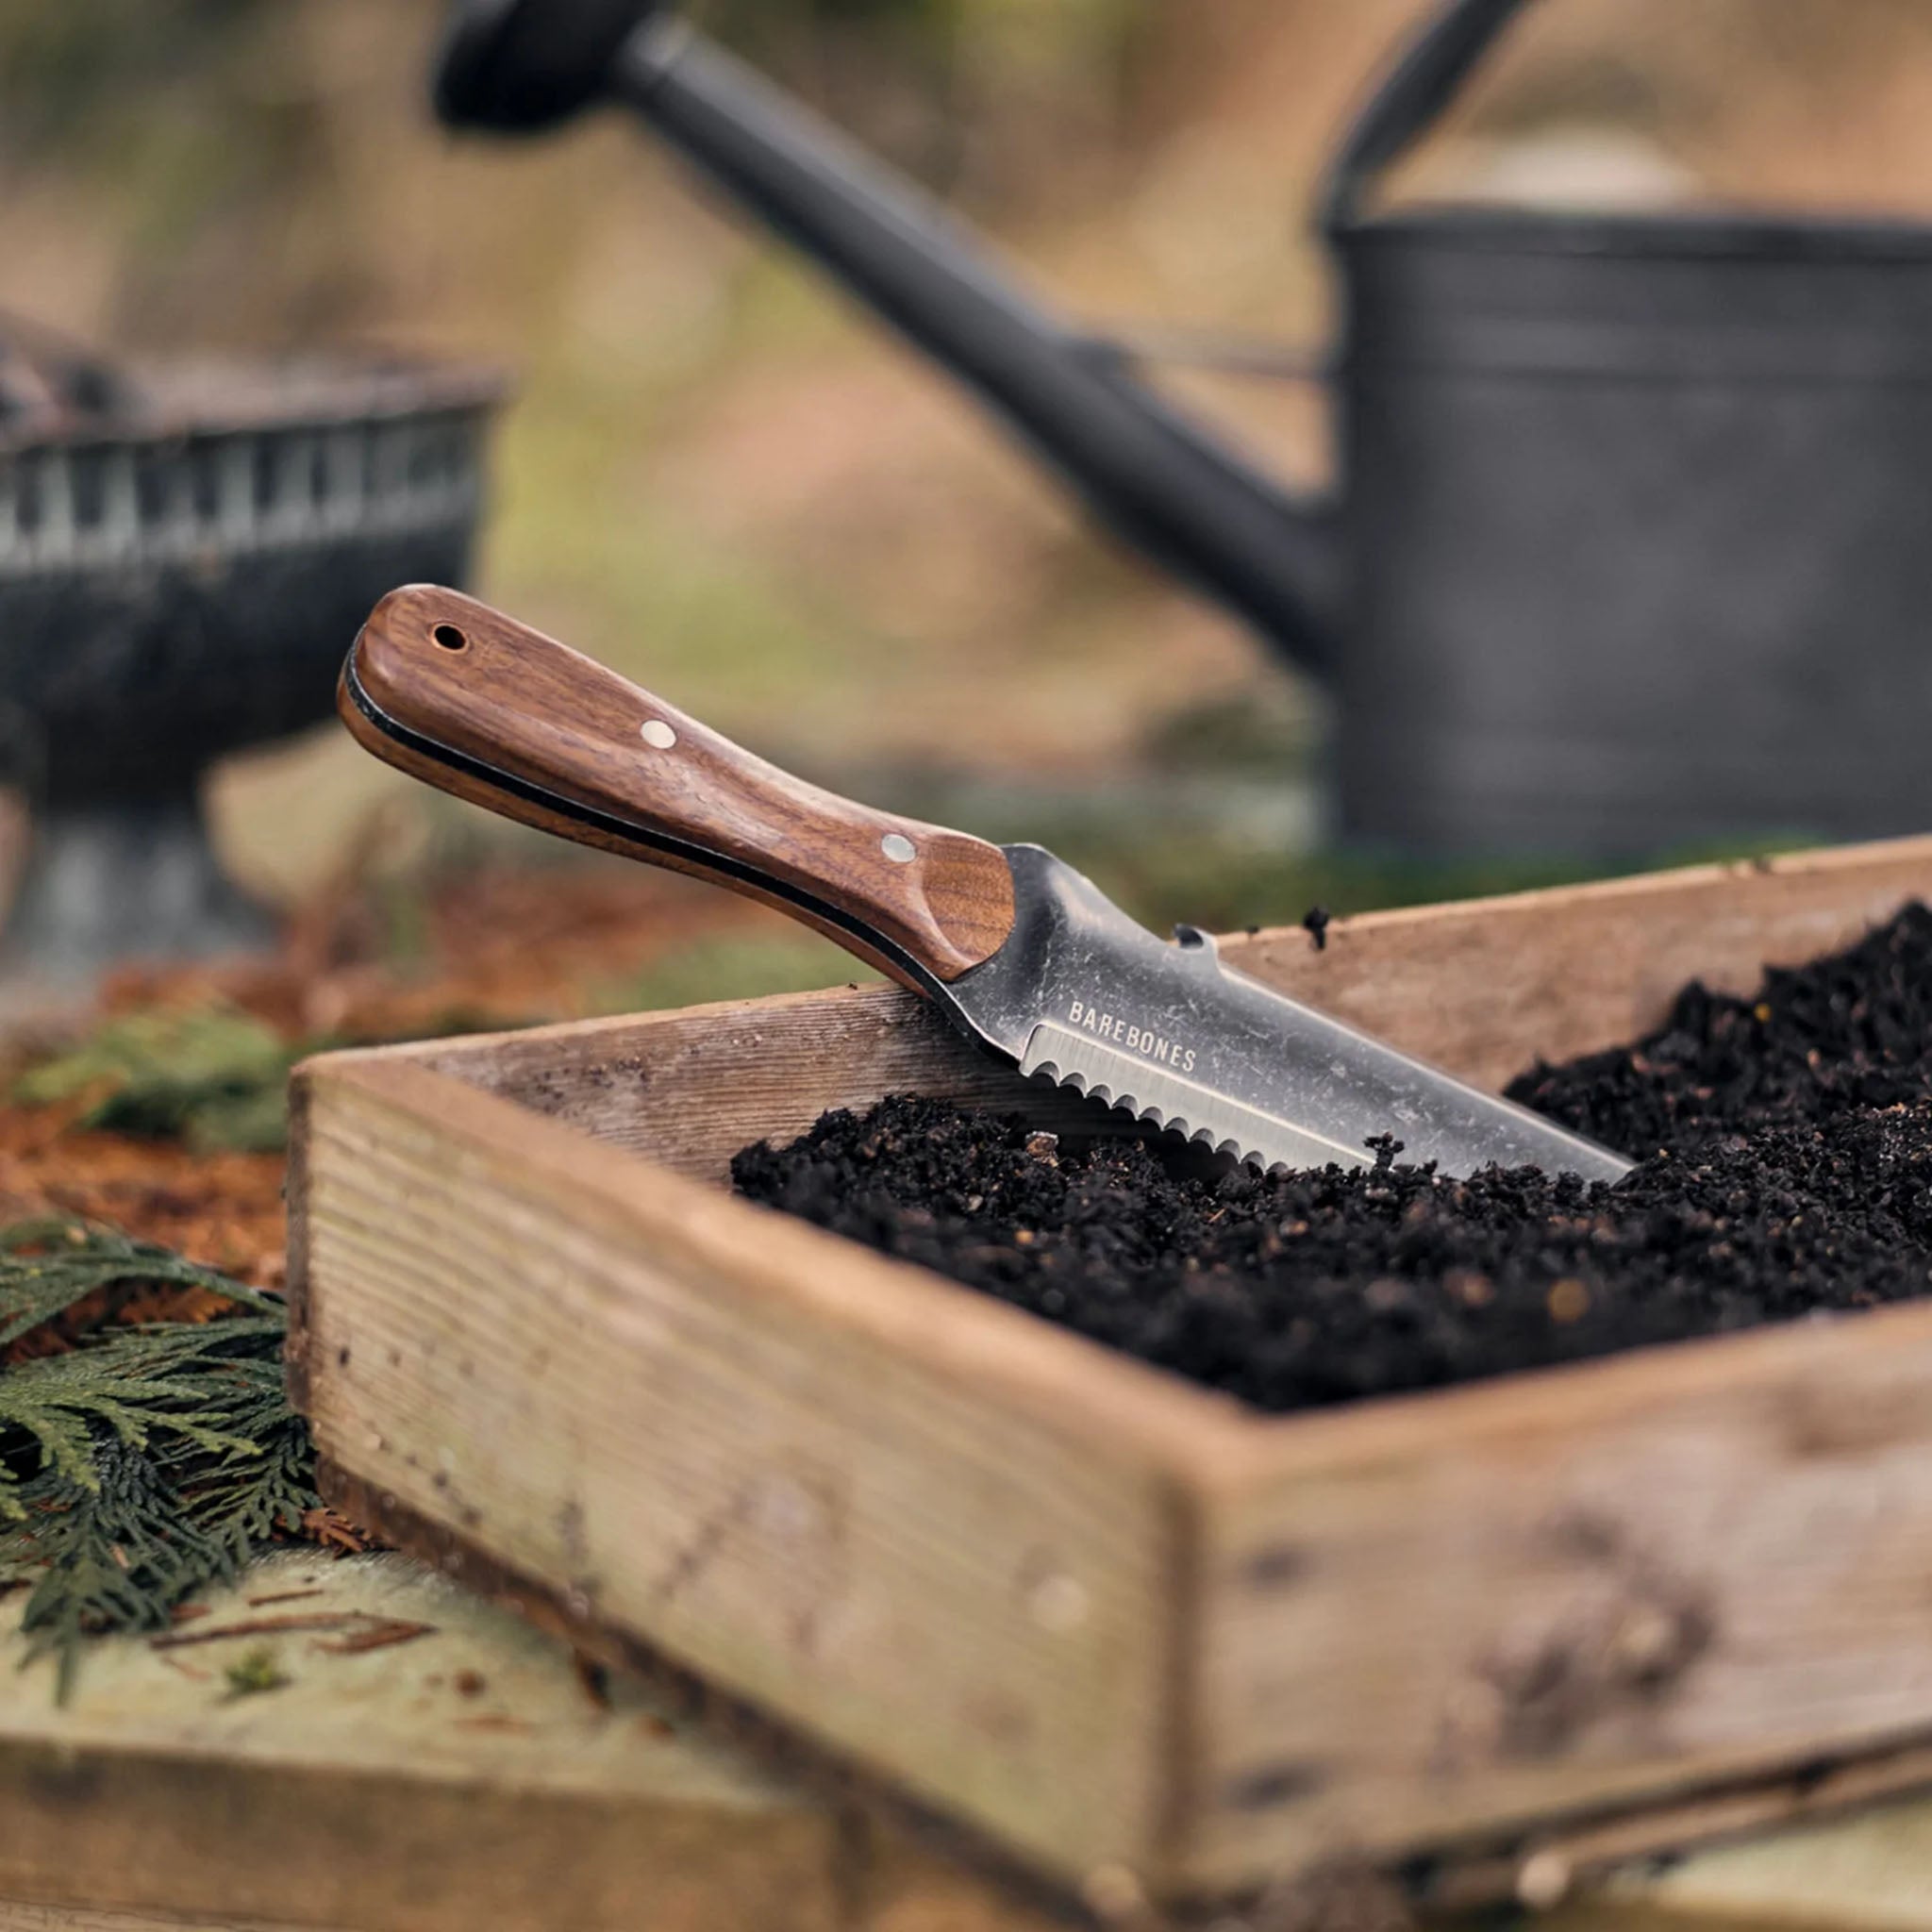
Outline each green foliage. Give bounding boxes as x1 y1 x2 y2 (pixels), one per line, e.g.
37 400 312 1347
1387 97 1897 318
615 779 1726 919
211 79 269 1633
10 1005 528 1157
0 0 273 161
14 1008 297 1154
0 1219 261 1350
0 1223 313 1697
223 1643 288 1699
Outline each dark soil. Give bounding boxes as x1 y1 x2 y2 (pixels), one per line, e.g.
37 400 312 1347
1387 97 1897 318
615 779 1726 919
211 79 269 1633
731 905 1932 1412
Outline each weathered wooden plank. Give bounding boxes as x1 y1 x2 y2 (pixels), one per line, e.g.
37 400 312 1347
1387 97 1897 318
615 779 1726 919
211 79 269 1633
1189 1301 1932 1890
1564 1790 1932 1931
0 1549 1058 1932
391 984 1075 1184
0 1910 342 1932
292 1057 1224 1885
0 1909 344 1932
0 1549 832 1932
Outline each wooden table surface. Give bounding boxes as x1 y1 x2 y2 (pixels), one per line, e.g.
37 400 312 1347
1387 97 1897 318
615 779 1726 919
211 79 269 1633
1548 1801 1932 1932
3 1545 1931 1932
0 1549 1057 1932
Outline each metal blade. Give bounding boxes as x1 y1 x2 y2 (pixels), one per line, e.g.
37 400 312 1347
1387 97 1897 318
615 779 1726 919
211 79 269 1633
930 846 1632 1183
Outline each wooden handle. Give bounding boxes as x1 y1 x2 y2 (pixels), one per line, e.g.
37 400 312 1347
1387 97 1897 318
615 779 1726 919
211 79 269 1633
339 586 1016 985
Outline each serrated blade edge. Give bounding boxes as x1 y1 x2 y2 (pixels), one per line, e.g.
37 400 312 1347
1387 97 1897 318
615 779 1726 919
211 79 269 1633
1020 1021 1368 1173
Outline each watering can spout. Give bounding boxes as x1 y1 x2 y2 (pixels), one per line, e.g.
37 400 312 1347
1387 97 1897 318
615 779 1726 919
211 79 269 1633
432 1 1349 679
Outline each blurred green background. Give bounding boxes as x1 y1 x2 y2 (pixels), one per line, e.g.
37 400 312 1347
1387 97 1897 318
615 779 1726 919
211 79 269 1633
8 0 1932 1004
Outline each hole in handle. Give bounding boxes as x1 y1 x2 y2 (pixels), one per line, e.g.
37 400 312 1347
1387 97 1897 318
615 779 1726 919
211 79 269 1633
432 623 468 652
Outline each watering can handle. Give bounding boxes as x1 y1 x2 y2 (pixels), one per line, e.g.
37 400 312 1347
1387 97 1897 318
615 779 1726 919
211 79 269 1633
1321 0 1536 230
430 0 1352 675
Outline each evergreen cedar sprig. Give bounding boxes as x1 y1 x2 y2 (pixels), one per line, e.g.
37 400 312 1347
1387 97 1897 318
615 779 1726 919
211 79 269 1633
0 1221 315 1697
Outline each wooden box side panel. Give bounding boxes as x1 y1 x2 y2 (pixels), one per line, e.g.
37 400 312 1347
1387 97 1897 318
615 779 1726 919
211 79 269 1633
1185 1304 1932 1890
1231 838 1932 1095
296 1064 1195 1883
398 837 1932 1180
399 985 1052 1184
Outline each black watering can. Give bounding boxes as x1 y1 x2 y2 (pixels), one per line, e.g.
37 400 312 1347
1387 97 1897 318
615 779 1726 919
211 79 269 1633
435 0 1932 855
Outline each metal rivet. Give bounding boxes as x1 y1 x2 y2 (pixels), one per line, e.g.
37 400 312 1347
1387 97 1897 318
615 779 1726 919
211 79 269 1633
1517 1851 1574 1911
1026 1572 1090 1632
1079 1865 1146 1922
640 719 677 749
880 833 916 863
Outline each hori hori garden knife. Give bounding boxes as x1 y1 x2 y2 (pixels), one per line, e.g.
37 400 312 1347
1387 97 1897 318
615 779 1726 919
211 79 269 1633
341 587 1632 1183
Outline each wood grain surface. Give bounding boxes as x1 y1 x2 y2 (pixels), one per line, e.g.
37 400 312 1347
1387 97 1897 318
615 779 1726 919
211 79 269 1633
290 1053 1220 1889
0 1549 1061 1932
1223 835 1932 1099
288 834 1932 1907
0 1549 822 1932
1552 1787 1932 1932
341 586 1016 983
1188 1298 1932 1891
0 1909 354 1932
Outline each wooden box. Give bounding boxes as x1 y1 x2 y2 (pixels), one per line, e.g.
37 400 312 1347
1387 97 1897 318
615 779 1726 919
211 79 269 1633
287 837 1932 1912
